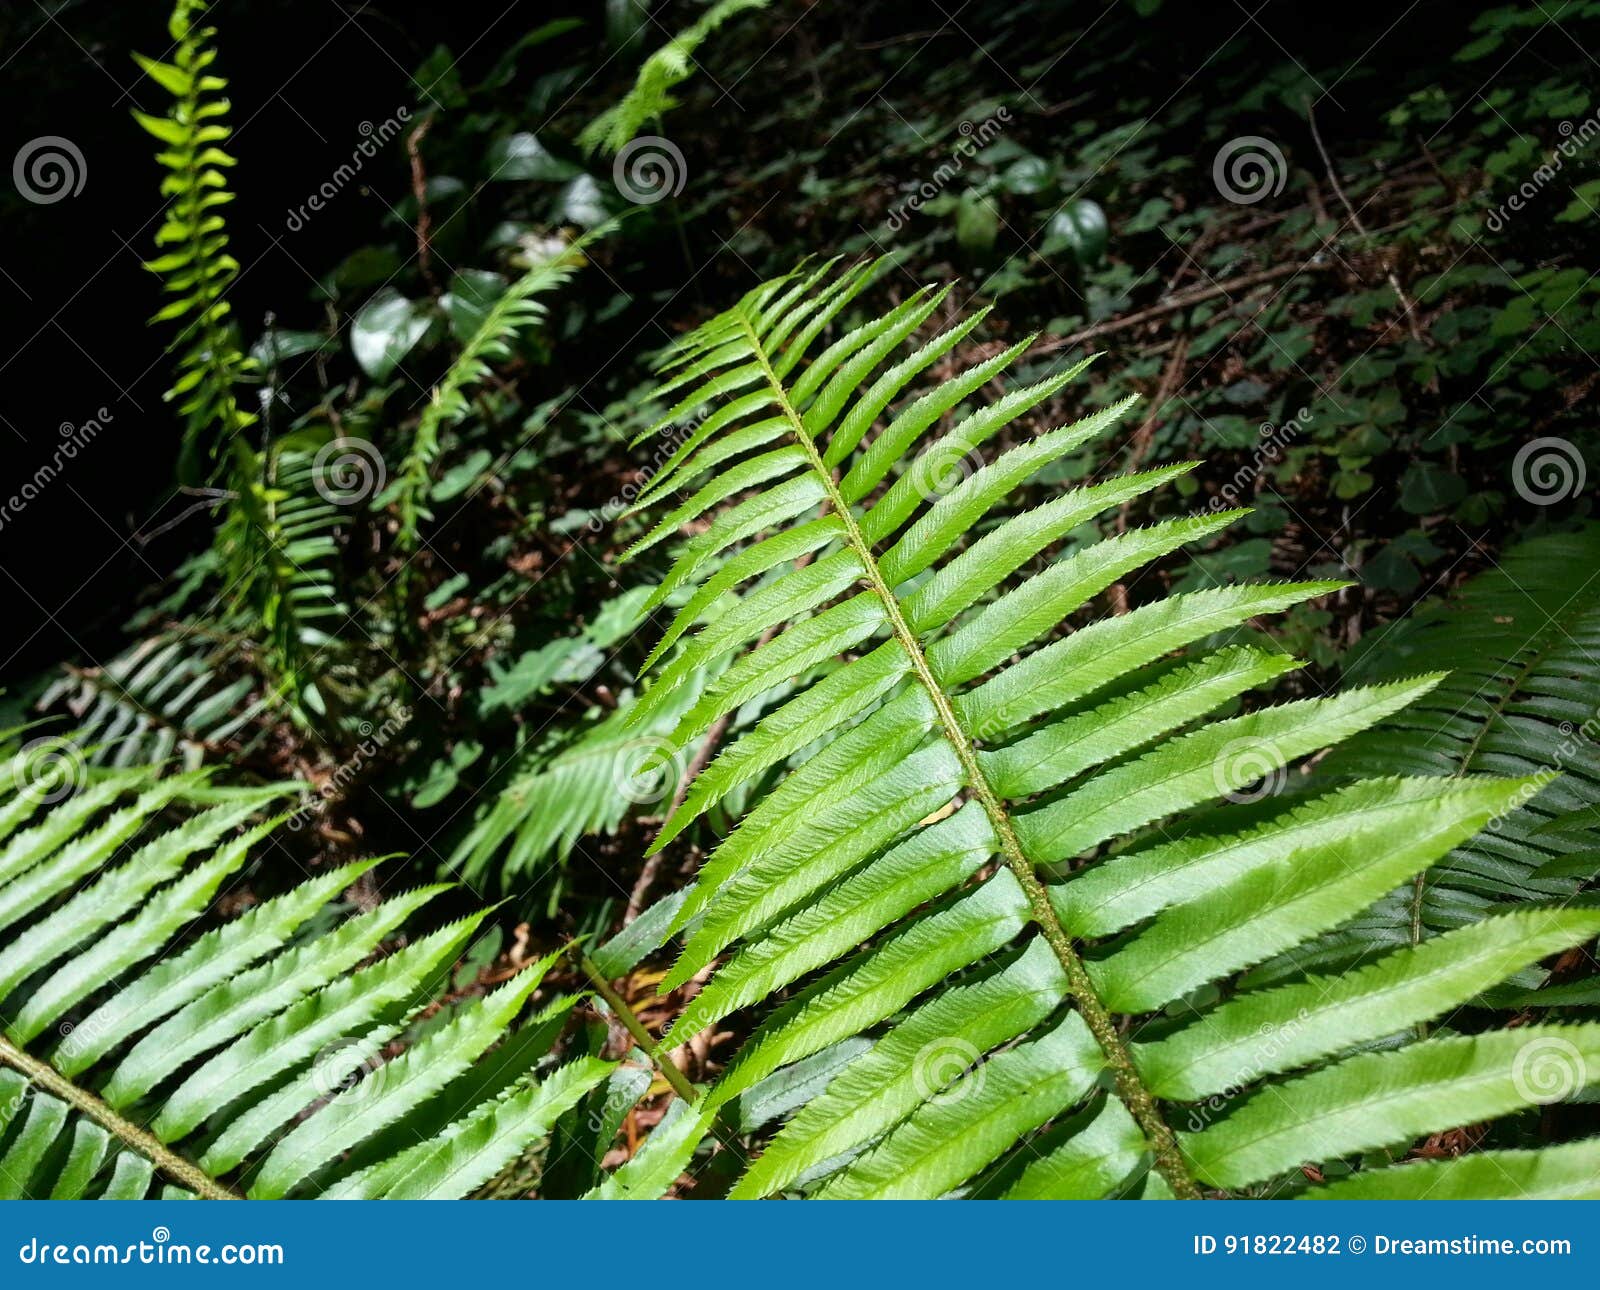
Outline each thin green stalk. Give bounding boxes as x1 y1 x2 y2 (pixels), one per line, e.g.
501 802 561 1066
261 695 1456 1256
578 955 701 1105
737 309 1203 1199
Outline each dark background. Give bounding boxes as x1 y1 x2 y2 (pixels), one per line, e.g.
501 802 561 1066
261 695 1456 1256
0 0 1535 679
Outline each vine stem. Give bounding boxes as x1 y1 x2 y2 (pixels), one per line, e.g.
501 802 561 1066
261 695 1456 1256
0 1034 238 1200
736 310 1203 1200
578 956 701 1105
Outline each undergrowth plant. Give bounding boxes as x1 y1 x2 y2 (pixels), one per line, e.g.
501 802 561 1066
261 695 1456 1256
580 0 771 154
38 632 261 772
382 224 617 553
615 260 1600 1199
134 0 254 485
135 2 345 727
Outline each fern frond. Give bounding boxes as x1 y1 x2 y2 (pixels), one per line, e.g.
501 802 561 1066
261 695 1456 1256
384 226 615 551
0 753 621 1199
135 2 341 727
621 260 1600 1199
134 0 255 484
579 0 771 155
39 630 261 771
213 443 350 726
1288 527 1600 990
450 666 712 895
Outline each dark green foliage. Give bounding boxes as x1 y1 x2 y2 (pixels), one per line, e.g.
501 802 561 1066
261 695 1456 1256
12 0 1600 1203
580 0 773 155
38 632 260 772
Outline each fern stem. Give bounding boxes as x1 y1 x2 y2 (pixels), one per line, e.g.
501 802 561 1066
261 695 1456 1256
737 310 1203 1200
0 1035 238 1200
579 955 701 1105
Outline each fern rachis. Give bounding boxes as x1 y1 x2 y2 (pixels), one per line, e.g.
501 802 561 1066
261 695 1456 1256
731 301 1198 1191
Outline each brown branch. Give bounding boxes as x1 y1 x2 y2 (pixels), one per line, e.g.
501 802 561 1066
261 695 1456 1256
1034 262 1335 355
406 117 438 294
1120 335 1191 519
625 709 731 924
1306 100 1434 389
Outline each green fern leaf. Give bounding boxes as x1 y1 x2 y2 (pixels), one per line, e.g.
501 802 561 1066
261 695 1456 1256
617 260 1598 1200
0 743 643 1200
